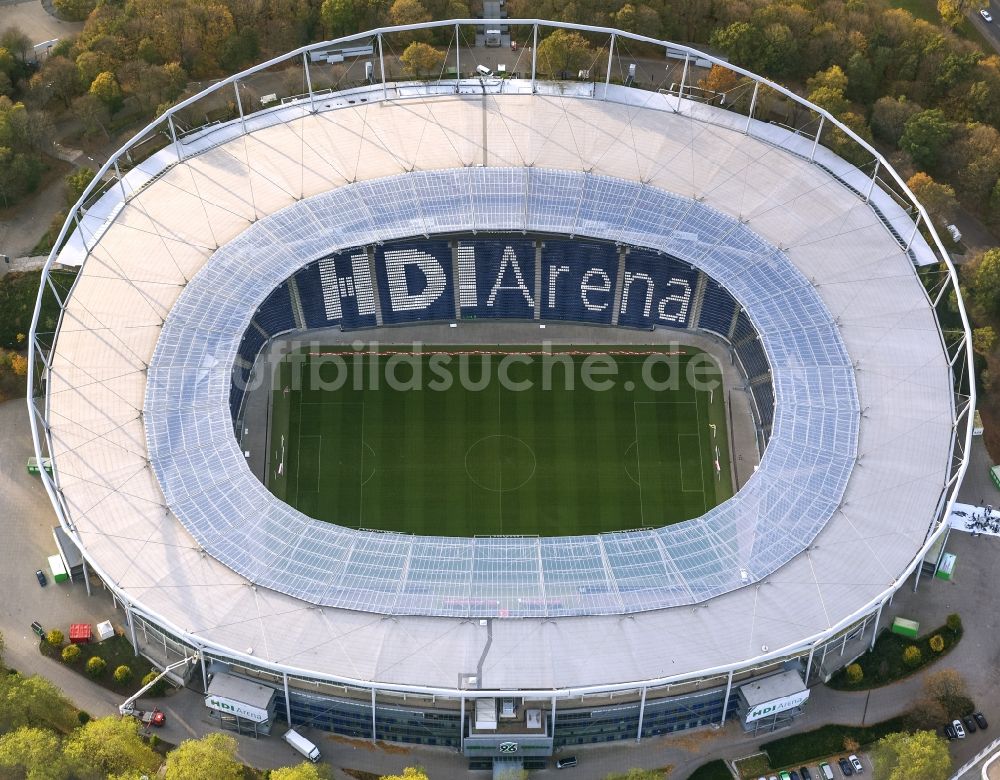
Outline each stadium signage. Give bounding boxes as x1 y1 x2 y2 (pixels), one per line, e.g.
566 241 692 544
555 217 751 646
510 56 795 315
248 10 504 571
322 238 695 328
745 690 810 723
204 695 269 723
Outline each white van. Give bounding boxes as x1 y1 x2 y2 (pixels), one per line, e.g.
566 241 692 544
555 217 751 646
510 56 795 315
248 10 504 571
820 763 834 780
283 729 321 762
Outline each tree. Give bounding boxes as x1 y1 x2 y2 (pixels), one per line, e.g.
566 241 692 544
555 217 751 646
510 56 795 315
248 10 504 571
807 64 849 95
0 27 31 64
165 733 242 780
47 629 64 647
929 634 947 652
89 71 123 114
72 94 111 139
320 0 359 37
0 726 69 780
35 56 82 108
871 96 922 145
381 769 430 780
937 0 985 28
846 663 864 683
66 167 96 206
903 645 922 668
400 42 444 78
113 664 133 683
61 644 81 663
923 669 974 718
970 249 1000 315
389 0 432 44
53 0 97 21
871 730 951 780
86 656 106 677
270 763 330 779
974 326 997 353
536 29 595 78
907 172 958 228
0 673 80 733
946 613 963 632
698 65 742 98
64 716 161 778
901 110 954 170
613 4 661 38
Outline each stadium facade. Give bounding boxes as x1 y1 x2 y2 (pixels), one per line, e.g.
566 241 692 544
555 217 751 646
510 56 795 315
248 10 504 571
28 20 974 759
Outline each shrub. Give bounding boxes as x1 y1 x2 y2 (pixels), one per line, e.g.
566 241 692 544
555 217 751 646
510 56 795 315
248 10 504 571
86 656 106 677
113 664 132 684
929 634 945 653
77 710 91 725
903 645 922 668
141 670 166 697
61 644 81 663
46 629 64 647
149 734 160 748
946 613 963 633
846 663 864 683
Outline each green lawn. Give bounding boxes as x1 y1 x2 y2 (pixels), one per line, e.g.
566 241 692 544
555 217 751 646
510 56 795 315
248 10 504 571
267 345 733 537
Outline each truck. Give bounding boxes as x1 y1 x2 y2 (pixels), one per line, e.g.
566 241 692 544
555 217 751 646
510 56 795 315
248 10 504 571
129 708 165 728
283 729 321 762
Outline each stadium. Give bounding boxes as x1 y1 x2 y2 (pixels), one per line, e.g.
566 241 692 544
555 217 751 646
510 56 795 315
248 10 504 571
28 19 974 765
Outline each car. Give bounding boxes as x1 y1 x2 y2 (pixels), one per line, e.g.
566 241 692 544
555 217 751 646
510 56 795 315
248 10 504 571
953 719 966 738
556 756 577 769
30 621 45 638
779 772 791 780
964 715 977 733
974 712 989 730
791 771 801 780
982 8 994 22
838 758 853 777
945 723 957 740
800 768 813 780
34 569 46 587
849 755 864 774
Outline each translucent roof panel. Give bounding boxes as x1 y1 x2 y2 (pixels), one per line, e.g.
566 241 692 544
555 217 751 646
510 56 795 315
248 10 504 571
144 167 859 618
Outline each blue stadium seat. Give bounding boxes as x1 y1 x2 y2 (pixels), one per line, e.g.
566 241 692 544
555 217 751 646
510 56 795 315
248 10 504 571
237 326 266 366
294 250 378 331
540 239 617 324
458 238 536 320
736 338 770 381
697 277 737 337
618 248 697 330
751 381 775 434
251 283 295 337
375 239 455 325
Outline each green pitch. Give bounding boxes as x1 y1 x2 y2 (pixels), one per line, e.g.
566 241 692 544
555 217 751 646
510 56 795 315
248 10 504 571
267 346 733 537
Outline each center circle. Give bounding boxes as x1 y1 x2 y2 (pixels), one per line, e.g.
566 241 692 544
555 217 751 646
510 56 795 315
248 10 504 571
464 435 537 493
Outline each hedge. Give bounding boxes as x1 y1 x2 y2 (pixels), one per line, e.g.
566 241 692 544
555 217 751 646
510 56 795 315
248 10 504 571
761 716 910 766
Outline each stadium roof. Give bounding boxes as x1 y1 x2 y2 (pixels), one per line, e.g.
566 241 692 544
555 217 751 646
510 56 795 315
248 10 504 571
38 73 959 691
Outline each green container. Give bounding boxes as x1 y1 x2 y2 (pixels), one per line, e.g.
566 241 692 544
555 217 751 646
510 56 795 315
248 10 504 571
26 457 52 475
891 617 919 639
991 465 1000 490
936 553 956 581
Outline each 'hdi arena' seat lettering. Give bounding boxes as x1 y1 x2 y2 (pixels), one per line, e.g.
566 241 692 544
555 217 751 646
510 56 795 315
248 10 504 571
305 236 700 329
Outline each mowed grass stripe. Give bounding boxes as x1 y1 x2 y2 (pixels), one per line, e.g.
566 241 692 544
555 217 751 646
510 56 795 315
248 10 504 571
272 347 731 536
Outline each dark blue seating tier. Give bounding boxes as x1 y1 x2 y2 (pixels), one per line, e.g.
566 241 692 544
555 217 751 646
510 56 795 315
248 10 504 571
697 277 737 337
617 248 698 330
731 310 757 346
751 381 775 434
376 239 455 325
252 283 295 336
458 238 536 320
540 239 618 324
237 325 266 366
294 250 378 331
736 337 770 381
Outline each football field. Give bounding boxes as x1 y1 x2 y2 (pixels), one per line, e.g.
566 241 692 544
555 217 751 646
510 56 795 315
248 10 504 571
267 346 733 536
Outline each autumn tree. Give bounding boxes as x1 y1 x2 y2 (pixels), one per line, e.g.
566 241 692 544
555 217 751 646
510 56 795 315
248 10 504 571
400 42 444 78
923 669 974 718
381 769 431 780
901 110 954 170
165 733 243 780
89 71 123 113
536 29 595 78
64 716 161 778
907 172 958 228
270 763 331 779
389 0 432 45
613 4 661 38
0 726 70 780
871 730 951 780
937 0 986 28
871 96 922 146
66 167 96 206
969 248 1000 315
